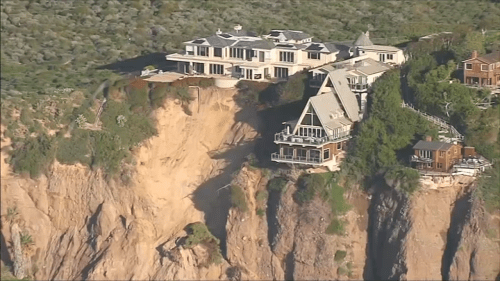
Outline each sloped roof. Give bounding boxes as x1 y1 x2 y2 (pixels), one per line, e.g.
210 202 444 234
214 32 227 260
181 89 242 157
228 30 258 37
325 116 352 130
309 92 342 122
326 68 360 122
354 32 373 46
268 30 312 41
358 44 401 52
354 58 392 75
413 140 454 151
205 35 236 47
233 39 275 50
464 51 500 64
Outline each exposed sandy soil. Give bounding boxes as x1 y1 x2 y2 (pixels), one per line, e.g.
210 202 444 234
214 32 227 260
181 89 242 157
0 87 258 280
406 175 476 280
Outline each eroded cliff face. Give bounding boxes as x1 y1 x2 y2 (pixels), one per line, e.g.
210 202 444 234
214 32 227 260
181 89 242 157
2 87 499 280
365 175 500 281
0 87 257 280
224 167 370 280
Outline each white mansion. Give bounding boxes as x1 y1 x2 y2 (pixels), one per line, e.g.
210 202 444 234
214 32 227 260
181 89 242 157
166 26 405 81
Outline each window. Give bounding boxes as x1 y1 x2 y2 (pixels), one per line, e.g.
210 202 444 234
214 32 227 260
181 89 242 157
387 54 394 60
197 46 208 56
465 63 472 70
379 53 385 62
214 47 222 57
437 163 443 169
481 64 488 71
323 149 330 160
283 147 293 156
337 142 342 150
308 52 321 60
297 149 307 158
419 150 432 159
279 51 294 62
209 64 224 74
230 48 244 59
274 67 289 78
439 151 445 157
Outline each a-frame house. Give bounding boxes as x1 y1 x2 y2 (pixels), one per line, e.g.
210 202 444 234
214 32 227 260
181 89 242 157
271 68 360 170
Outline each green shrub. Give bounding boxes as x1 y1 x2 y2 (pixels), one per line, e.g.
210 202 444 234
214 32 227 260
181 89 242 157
184 222 223 266
10 133 55 178
20 232 33 246
281 72 307 102
56 129 91 165
231 185 248 212
328 182 351 215
90 131 128 175
268 177 287 192
334 250 347 262
476 165 500 212
385 166 421 195
326 218 346 235
150 83 169 108
256 208 265 217
337 266 348 276
256 190 268 202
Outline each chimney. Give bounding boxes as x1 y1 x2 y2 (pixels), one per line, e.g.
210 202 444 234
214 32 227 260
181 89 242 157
471 50 478 59
234 24 242 33
216 28 222 35
425 136 432 142
365 31 370 38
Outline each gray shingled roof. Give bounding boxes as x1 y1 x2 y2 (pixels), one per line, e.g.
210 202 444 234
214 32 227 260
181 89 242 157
233 39 275 50
205 35 236 47
282 30 311 41
267 30 311 41
327 68 360 122
413 141 454 151
353 32 373 46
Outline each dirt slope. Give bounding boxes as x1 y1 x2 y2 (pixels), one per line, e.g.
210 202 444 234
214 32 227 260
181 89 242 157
0 87 257 280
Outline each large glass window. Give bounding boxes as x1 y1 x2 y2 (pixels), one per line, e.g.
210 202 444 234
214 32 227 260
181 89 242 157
308 52 320 60
230 48 244 59
197 46 208 56
209 64 224 74
274 67 289 78
279 51 294 62
419 150 432 158
465 63 472 70
323 149 330 160
214 47 222 57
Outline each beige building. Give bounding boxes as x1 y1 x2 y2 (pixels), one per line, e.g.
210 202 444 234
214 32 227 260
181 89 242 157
309 55 392 114
271 68 360 170
166 26 346 81
352 31 406 66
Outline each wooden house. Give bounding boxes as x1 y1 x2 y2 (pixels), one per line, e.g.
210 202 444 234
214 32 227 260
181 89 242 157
410 138 463 172
271 68 360 170
463 50 500 87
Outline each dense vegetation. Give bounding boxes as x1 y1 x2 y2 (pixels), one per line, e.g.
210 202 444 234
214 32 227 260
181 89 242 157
341 70 438 194
295 172 351 235
184 222 223 266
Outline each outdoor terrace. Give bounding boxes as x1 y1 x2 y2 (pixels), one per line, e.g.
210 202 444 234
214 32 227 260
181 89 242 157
274 130 352 147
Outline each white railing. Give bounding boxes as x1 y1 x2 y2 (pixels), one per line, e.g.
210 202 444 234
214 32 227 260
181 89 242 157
274 130 352 146
401 102 464 141
410 155 433 163
271 153 322 165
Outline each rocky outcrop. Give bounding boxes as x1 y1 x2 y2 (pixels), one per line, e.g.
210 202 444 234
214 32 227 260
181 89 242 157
225 166 284 280
364 185 411 280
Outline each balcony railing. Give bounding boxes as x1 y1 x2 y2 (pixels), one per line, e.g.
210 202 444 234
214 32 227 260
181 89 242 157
271 153 322 165
348 83 369 91
410 155 433 163
274 130 352 146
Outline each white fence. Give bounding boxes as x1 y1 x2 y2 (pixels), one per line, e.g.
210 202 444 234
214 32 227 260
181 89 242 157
401 102 464 141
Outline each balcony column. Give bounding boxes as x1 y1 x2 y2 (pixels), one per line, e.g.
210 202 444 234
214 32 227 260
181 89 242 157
306 150 310 161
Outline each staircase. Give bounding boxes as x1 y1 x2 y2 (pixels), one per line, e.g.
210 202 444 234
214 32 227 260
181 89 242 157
401 102 464 141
